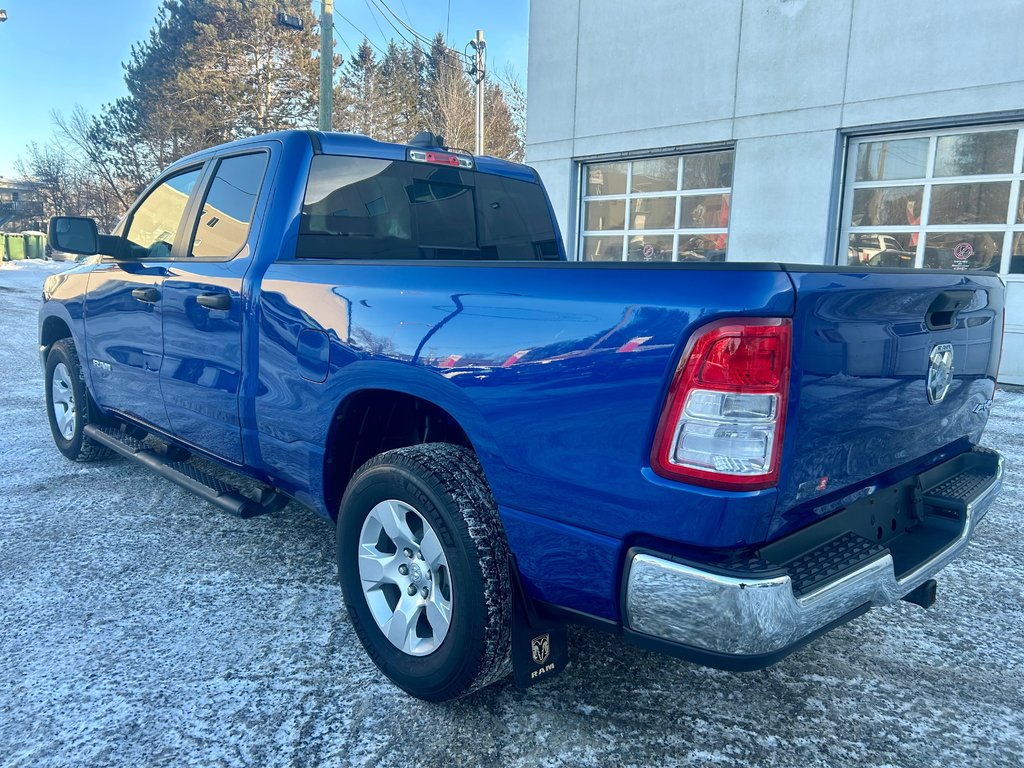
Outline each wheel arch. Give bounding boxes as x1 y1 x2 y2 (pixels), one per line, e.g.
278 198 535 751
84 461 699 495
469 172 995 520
323 387 487 520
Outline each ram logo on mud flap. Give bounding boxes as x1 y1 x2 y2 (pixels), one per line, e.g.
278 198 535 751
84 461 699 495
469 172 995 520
531 633 550 665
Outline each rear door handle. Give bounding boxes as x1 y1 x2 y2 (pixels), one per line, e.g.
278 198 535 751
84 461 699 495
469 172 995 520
131 287 160 303
196 292 231 311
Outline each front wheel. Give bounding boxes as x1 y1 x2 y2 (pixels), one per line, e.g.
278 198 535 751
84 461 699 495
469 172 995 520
337 443 512 701
44 339 111 462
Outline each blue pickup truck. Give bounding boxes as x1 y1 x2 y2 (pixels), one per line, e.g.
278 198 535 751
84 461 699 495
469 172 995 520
41 130 1005 701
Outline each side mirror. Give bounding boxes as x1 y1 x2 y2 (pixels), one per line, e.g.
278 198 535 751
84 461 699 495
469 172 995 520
48 216 100 256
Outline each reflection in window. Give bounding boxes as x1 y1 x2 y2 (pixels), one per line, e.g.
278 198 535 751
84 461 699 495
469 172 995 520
585 161 627 196
847 233 916 266
631 157 678 193
299 156 559 260
924 233 1002 272
929 182 1011 226
584 200 624 231
582 235 622 262
855 138 929 181
683 151 733 190
126 168 202 258
842 125 1024 274
850 186 924 228
934 131 1016 177
630 197 675 229
580 149 733 262
191 153 268 259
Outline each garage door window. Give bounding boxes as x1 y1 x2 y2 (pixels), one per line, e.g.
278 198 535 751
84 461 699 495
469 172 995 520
841 126 1024 274
580 149 733 262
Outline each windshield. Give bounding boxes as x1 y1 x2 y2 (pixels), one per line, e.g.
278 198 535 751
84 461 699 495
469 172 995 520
298 155 562 261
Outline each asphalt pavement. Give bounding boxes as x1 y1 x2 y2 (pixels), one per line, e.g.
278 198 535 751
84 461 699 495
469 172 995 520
1 259 1022 767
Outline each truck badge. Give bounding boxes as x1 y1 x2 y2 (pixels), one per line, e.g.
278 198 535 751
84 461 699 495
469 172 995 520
531 633 550 665
927 343 954 404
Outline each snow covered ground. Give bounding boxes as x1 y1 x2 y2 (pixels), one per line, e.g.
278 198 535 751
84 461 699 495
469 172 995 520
1 258 1022 767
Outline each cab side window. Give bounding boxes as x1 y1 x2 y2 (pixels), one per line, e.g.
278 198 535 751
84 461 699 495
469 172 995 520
190 152 269 260
125 168 203 259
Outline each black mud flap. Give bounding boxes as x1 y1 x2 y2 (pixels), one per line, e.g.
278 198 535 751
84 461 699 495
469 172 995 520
509 555 569 688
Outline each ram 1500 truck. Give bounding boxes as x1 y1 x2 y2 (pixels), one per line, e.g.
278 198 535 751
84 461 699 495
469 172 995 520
41 130 1005 701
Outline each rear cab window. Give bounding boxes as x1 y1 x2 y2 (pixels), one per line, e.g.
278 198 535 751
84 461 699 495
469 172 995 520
297 155 561 261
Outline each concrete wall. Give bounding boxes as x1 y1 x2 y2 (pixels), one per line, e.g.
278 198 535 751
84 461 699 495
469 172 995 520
525 0 1024 382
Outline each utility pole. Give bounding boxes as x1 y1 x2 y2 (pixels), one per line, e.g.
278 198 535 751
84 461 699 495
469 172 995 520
469 29 486 155
319 0 334 131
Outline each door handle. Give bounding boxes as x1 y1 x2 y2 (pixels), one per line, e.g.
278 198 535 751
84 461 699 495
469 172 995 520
131 287 160 303
196 292 231 311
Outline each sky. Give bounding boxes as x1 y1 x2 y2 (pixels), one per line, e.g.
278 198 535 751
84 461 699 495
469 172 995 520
0 0 530 179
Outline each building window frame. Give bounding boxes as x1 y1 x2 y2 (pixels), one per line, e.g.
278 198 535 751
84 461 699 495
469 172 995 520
839 122 1024 278
575 146 735 263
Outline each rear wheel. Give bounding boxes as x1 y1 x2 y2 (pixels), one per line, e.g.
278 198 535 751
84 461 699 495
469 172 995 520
44 339 111 462
337 443 512 701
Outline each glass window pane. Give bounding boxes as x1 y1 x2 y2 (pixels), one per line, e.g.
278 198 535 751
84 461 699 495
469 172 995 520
630 197 675 229
627 234 674 262
850 186 924 227
1011 232 1024 273
929 182 1011 225
582 235 623 262
854 138 929 181
1017 193 1024 224
584 199 625 231
681 194 730 228
679 233 727 262
848 232 917 266
299 156 558 260
126 168 202 258
631 157 678 193
934 130 1016 177
192 153 268 259
682 151 734 190
585 162 627 196
923 232 1002 271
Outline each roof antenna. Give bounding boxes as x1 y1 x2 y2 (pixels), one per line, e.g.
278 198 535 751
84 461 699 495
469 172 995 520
408 131 447 150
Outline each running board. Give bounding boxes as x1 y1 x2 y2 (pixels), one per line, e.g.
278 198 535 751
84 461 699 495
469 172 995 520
83 424 286 519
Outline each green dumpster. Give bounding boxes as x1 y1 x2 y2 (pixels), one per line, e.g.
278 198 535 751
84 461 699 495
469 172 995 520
23 232 45 259
6 234 26 260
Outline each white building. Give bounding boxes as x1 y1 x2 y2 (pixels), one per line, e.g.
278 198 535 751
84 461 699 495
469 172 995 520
524 0 1024 384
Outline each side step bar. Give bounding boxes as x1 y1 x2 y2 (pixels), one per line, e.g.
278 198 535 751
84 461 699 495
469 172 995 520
84 425 286 519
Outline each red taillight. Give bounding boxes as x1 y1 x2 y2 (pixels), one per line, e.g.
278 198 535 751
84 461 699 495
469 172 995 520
651 319 792 490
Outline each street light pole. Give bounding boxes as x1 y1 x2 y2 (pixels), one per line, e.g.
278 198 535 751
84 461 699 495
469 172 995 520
470 30 486 155
319 0 334 131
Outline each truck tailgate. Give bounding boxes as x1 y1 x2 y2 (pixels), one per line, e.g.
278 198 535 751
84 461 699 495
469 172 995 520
773 268 1004 537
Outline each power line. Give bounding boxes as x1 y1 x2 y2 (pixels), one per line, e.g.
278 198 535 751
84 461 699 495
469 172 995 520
332 23 355 58
362 0 389 43
334 12 387 56
368 0 471 62
362 0 423 51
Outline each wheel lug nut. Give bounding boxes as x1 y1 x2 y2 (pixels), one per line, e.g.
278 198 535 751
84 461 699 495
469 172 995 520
398 564 409 576
426 571 432 581
403 548 413 558
407 584 417 596
421 587 429 598
417 551 424 560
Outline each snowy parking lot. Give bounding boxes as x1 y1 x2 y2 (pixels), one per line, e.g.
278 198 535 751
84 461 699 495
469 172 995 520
1 259 1022 767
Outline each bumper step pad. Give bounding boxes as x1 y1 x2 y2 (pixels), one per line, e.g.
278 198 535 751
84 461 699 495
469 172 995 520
84 425 286 518
784 532 886 598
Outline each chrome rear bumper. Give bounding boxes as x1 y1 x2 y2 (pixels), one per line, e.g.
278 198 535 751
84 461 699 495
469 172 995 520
625 449 1003 661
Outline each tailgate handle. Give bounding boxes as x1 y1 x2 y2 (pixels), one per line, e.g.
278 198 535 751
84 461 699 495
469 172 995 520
926 290 974 331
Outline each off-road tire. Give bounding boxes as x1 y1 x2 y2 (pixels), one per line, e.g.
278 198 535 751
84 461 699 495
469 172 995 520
337 443 512 701
44 339 112 462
